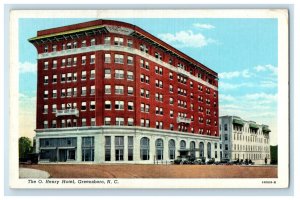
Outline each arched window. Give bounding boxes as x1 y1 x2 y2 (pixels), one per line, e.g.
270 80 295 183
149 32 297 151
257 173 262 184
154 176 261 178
168 139 175 160
207 142 211 159
190 141 196 159
156 139 164 160
199 142 204 158
140 137 150 160
180 140 186 149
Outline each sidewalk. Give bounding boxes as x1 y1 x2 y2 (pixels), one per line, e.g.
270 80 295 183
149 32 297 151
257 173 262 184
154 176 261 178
19 168 50 178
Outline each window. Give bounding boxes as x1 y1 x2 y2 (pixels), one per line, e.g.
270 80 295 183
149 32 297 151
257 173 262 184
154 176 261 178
114 54 124 64
140 89 145 97
115 101 124 110
44 76 49 84
67 88 72 97
207 142 212 159
140 137 150 160
115 70 124 79
169 139 175 160
140 59 144 68
61 119 66 128
81 102 86 111
67 73 72 82
128 86 133 95
91 118 96 126
44 61 48 70
116 117 124 126
43 105 48 114
104 36 111 45
81 118 86 127
114 37 124 46
105 54 111 63
145 90 150 98
105 136 111 161
169 72 174 80
73 57 77 66
82 137 94 162
44 46 48 53
127 40 133 47
170 124 174 130
141 103 145 112
90 70 95 79
81 40 86 47
73 42 77 48
115 136 124 161
73 88 77 97
127 71 133 80
156 139 164 160
104 69 111 79
52 75 57 83
91 38 96 46
145 104 150 113
128 136 134 161
81 86 86 96
52 45 57 52
128 118 134 126
200 142 204 158
170 97 174 105
82 56 86 65
170 110 174 118
140 74 145 82
90 85 95 95
90 54 95 64
225 134 228 140
43 121 48 128
127 56 133 65
44 90 48 99
61 89 66 98
90 101 95 110
104 101 111 110
145 119 150 127
104 117 111 125
52 104 57 113
67 58 72 66
62 59 66 67
115 85 124 95
140 119 145 127
67 43 72 49
52 60 57 69
180 140 186 149
81 71 86 80
73 73 77 82
128 102 134 111
169 85 173 92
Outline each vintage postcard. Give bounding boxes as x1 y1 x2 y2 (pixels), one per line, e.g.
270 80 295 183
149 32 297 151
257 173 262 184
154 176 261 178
9 9 289 188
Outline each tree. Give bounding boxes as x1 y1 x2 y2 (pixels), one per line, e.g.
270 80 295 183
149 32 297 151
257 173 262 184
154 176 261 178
19 137 32 159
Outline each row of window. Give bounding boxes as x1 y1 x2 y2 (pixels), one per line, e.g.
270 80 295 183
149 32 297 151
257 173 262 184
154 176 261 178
234 134 268 143
43 86 95 99
233 144 270 152
221 123 269 135
233 153 270 161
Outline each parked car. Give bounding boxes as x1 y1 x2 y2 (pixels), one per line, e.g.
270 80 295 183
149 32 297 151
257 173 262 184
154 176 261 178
218 158 231 165
206 158 215 165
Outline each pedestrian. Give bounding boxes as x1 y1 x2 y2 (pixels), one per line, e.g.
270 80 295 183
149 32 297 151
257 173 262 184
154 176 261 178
265 157 267 165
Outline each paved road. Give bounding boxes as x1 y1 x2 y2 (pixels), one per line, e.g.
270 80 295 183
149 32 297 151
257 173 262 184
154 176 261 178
19 168 50 178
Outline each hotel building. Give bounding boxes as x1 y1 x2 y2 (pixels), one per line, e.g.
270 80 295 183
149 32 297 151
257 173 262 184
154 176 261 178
29 19 220 163
219 116 271 164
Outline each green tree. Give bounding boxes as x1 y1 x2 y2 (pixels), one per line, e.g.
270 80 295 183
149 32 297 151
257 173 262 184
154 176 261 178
19 137 32 159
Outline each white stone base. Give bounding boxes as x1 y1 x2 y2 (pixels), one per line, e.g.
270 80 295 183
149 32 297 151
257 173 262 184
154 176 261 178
35 126 221 164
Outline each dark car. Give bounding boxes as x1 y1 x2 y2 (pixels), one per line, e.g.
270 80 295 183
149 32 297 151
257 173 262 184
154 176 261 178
219 158 230 165
19 153 39 164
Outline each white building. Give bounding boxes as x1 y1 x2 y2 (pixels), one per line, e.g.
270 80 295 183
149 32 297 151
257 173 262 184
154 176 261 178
219 116 271 164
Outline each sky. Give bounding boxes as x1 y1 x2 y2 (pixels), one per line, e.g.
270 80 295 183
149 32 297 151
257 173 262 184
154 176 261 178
18 18 278 145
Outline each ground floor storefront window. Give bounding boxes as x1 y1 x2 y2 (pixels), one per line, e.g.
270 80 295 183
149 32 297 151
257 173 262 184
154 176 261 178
82 137 94 161
140 137 150 160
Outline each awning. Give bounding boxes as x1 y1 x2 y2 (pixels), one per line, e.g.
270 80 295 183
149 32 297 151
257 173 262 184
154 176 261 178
233 119 244 126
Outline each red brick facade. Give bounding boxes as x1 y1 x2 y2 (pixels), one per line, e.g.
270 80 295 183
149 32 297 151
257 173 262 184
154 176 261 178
30 19 219 137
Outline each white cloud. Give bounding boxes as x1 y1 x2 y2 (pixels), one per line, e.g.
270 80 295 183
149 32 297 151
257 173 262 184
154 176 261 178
219 69 252 79
259 80 277 88
19 62 37 73
254 64 277 75
244 92 277 101
158 30 215 48
219 94 236 102
193 23 215 29
219 82 253 90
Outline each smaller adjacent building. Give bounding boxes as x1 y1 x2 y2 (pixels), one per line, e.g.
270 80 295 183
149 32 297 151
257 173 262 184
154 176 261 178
219 116 271 164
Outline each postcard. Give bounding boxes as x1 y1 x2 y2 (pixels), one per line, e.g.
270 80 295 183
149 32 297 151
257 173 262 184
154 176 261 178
9 9 289 188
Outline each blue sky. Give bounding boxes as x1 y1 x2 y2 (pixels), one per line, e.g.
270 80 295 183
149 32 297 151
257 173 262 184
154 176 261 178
19 18 278 144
